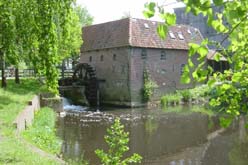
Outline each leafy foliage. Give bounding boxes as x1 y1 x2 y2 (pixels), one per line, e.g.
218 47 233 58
143 2 176 39
95 118 142 165
0 0 91 94
145 0 248 121
142 69 158 102
74 4 94 27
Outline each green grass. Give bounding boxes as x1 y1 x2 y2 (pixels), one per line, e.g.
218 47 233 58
22 107 61 154
0 79 46 131
161 105 214 117
0 137 60 165
161 85 210 107
0 78 59 164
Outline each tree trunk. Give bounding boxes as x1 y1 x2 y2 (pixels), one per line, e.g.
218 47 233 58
15 67 20 84
1 52 7 88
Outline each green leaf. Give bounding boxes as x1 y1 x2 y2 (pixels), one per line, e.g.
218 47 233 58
207 79 216 87
157 24 168 39
188 43 199 57
181 74 191 84
197 46 208 57
165 13 176 26
220 117 233 128
143 11 154 18
213 0 223 6
221 84 231 90
214 52 221 62
185 6 191 13
143 2 156 18
188 58 194 68
181 65 190 84
232 72 242 83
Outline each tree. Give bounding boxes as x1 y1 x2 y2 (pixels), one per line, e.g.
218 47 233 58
144 0 248 124
95 118 142 165
0 0 17 88
60 5 93 77
0 0 84 94
74 4 93 27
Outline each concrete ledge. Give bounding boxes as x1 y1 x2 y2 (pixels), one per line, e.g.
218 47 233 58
13 95 40 133
40 93 63 112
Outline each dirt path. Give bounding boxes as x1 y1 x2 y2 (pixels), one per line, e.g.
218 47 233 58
15 132 65 164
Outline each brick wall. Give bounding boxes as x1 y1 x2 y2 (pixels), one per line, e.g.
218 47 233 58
80 47 131 106
130 47 199 103
80 47 199 107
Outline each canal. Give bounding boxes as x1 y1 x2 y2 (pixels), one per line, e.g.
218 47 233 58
56 104 248 165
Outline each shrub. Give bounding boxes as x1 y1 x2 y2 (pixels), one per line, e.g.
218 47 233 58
95 118 142 165
161 96 168 107
179 90 191 102
142 69 158 102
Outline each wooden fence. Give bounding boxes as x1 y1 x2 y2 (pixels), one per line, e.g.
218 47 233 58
0 69 73 78
0 69 35 78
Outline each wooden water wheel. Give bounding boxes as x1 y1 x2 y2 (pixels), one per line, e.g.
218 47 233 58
72 63 98 106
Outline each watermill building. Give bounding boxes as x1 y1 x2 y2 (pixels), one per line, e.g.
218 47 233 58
79 18 204 107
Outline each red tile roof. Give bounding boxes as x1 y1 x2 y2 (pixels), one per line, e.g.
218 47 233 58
81 18 203 52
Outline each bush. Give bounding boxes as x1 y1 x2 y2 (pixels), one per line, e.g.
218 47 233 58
142 69 157 102
161 96 168 107
179 90 191 102
95 118 142 165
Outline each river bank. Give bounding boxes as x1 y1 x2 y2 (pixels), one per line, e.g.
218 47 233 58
0 79 61 164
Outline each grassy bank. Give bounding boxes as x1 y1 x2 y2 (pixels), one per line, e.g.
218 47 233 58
161 85 210 107
0 79 60 164
22 107 61 154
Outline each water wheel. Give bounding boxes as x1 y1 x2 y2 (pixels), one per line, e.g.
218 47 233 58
73 63 98 106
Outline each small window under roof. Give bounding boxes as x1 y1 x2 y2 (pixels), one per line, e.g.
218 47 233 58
169 31 176 39
144 23 149 29
178 32 184 40
187 29 192 34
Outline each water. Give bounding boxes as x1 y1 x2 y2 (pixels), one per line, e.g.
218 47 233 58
62 97 87 112
56 100 248 164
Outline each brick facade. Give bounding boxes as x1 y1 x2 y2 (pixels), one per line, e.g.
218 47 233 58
80 18 203 107
80 46 199 107
80 47 132 106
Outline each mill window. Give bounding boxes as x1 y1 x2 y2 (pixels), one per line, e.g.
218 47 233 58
100 55 104 61
89 56 92 62
141 49 147 59
180 64 185 75
161 50 166 60
113 54 116 61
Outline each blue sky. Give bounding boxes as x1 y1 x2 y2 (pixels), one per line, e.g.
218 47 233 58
76 0 184 24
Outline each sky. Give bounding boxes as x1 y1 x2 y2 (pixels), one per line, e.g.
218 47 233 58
76 0 184 24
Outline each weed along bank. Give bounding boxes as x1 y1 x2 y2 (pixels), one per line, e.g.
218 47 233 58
79 18 207 107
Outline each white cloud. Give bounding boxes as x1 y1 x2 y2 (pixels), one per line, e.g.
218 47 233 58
76 0 184 24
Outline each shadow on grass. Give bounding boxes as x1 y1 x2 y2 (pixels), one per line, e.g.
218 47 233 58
5 79 45 95
0 96 15 109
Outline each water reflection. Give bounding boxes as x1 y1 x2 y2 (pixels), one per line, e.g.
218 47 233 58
56 107 246 165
